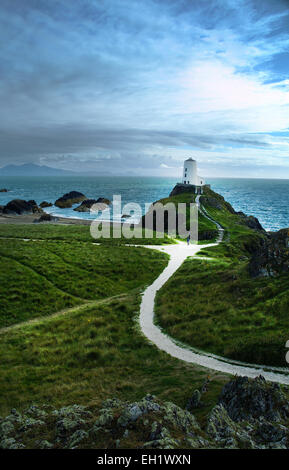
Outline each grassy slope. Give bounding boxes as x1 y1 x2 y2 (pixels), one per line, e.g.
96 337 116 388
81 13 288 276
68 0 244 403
0 239 168 327
156 187 289 367
0 272 228 419
154 192 217 240
0 223 175 244
0 222 227 419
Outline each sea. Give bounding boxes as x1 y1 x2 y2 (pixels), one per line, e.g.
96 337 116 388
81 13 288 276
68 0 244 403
0 176 288 232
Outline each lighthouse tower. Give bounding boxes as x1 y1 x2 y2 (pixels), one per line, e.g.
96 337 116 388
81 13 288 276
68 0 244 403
182 158 197 185
169 158 207 196
181 158 205 193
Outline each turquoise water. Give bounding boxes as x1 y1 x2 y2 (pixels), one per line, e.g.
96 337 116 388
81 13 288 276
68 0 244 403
0 176 288 232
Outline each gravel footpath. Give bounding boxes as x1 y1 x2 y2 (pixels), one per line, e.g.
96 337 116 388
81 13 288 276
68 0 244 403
139 198 289 384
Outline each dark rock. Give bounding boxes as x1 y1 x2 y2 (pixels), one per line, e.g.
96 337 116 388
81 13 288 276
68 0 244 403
0 188 9 192
0 438 25 449
200 193 236 215
25 405 47 419
240 214 264 231
28 200 43 213
37 440 54 449
74 198 111 212
68 429 88 448
249 228 289 277
149 421 171 441
40 201 53 208
19 417 45 432
55 191 86 208
200 196 223 210
170 184 198 197
255 421 287 443
2 389 289 449
96 197 111 206
56 417 85 436
92 198 111 212
53 405 90 437
219 375 289 422
207 404 239 447
34 213 58 223
3 199 43 215
186 390 201 410
74 199 98 212
0 420 14 438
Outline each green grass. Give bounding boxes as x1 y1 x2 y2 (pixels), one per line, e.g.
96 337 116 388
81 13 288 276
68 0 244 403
153 186 289 368
0 293 228 417
0 223 175 245
1 179 286 425
0 238 168 327
155 256 289 367
200 187 266 255
0 221 228 419
155 192 218 241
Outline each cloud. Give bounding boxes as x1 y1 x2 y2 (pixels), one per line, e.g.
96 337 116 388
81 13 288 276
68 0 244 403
0 0 289 176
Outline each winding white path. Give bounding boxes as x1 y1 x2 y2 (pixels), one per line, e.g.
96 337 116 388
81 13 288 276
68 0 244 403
139 197 289 385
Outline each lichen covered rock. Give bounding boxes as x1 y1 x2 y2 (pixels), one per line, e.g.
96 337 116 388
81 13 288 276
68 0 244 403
219 375 289 422
1 378 289 449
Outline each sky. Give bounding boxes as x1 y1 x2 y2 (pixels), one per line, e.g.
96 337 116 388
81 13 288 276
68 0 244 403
0 0 289 177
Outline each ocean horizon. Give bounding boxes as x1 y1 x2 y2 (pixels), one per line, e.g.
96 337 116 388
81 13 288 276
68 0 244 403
0 175 288 232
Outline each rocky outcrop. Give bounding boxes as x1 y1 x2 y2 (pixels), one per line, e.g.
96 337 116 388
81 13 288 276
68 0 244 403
2 377 289 449
40 201 53 208
0 188 9 192
249 228 289 277
2 199 43 215
34 213 58 223
200 192 236 215
0 395 204 450
55 191 86 209
200 192 264 232
74 198 111 212
74 199 98 212
186 389 202 410
206 376 289 449
170 183 199 197
95 197 111 206
219 375 289 422
236 211 265 231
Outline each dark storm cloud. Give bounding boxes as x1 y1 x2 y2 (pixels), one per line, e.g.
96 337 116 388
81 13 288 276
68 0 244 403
0 125 273 159
0 0 289 176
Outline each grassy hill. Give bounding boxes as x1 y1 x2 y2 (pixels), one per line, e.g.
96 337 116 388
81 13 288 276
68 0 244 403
0 239 168 327
0 222 228 418
155 187 289 367
0 184 288 444
0 223 175 244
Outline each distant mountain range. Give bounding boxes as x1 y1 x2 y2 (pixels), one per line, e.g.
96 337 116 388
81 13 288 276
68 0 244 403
0 163 76 176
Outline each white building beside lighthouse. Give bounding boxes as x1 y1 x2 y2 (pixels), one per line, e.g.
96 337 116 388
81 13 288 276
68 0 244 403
182 158 205 187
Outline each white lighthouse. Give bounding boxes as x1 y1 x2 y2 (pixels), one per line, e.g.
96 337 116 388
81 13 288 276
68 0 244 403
182 158 205 187
169 157 207 197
